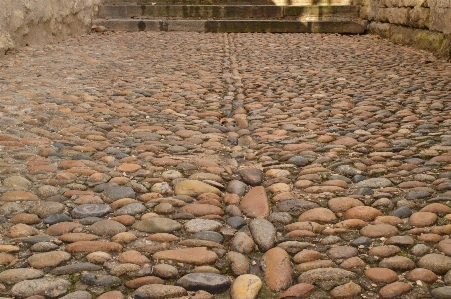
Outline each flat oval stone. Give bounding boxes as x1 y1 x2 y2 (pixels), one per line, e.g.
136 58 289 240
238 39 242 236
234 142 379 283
249 219 276 252
27 251 71 269
330 282 362 299
102 186 136 203
419 254 451 274
114 203 146 216
327 246 358 260
379 282 412 299
125 276 164 289
133 284 187 299
280 283 315 299
30 202 65 218
132 217 182 233
184 219 222 233
379 256 416 271
406 268 438 284
277 199 319 216
152 247 218 265
298 208 336 223
0 191 39 201
360 224 398 238
231 274 262 299
297 268 356 290
50 262 102 275
89 220 127 237
410 212 438 227
179 204 224 216
344 206 383 221
0 268 44 284
231 232 255 254
44 214 72 225
10 278 71 298
71 204 113 219
365 268 398 284
328 197 364 213
174 180 222 196
239 168 263 186
239 186 269 219
45 222 83 236
369 245 401 258
66 241 123 253
81 274 121 287
60 291 92 299
262 247 293 292
356 178 392 188
227 180 247 196
176 273 231 294
58 233 99 243
153 264 179 279
431 286 451 299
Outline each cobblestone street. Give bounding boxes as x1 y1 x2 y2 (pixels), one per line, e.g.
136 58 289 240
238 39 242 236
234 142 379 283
0 31 451 298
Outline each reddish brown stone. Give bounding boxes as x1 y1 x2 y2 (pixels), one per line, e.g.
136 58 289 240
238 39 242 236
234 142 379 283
286 230 317 238
65 241 123 253
368 246 401 258
365 268 398 284
58 233 99 243
360 224 398 238
344 206 383 222
328 197 364 213
97 291 124 299
239 186 269 218
298 208 336 223
295 260 336 272
46 222 83 236
152 247 218 265
111 215 136 226
179 204 224 216
417 234 442 243
379 282 412 298
420 203 451 214
118 250 150 265
406 268 438 284
409 212 438 227
280 283 315 298
125 276 164 288
0 191 38 202
10 213 40 224
263 247 293 292
330 282 362 298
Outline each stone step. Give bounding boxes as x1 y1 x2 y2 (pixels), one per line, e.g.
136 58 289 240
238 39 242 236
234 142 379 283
103 0 355 5
94 19 367 33
98 5 360 20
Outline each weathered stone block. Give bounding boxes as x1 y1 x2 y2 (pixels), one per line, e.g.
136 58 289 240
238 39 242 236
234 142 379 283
430 7 451 33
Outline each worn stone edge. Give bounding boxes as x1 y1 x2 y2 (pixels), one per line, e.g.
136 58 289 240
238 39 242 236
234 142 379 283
368 21 451 61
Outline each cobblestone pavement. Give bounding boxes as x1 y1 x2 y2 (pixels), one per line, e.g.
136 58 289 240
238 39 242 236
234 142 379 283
0 31 451 299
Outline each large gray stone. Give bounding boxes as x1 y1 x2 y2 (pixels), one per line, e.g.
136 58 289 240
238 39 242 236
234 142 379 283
132 217 182 233
10 278 71 298
249 219 276 252
71 204 113 218
176 273 231 294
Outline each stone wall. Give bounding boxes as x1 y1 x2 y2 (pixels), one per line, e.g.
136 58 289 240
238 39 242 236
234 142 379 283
361 0 451 59
0 0 102 56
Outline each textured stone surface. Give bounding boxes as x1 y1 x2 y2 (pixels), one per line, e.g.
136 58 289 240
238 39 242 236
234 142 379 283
0 30 450 299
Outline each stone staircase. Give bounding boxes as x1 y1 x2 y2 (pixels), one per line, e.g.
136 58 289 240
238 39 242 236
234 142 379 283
95 0 367 33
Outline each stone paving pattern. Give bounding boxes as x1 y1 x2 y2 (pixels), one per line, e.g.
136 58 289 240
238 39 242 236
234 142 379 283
0 31 451 299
